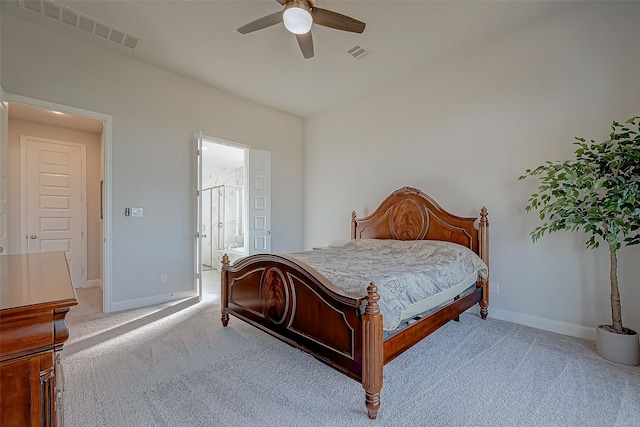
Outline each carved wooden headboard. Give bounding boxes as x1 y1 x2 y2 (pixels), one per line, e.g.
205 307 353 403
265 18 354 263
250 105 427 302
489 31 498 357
351 186 489 259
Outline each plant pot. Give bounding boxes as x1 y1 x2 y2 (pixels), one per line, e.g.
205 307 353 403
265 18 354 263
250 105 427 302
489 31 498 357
596 325 640 366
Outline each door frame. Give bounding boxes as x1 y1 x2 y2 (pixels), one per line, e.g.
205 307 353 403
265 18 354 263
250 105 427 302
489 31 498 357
0 87 8 255
196 134 250 299
19 135 87 286
7 93 114 312
195 132 203 301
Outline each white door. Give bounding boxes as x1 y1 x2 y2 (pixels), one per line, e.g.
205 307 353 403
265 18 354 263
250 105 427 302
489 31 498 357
21 136 86 287
0 95 7 255
195 132 203 300
247 149 271 254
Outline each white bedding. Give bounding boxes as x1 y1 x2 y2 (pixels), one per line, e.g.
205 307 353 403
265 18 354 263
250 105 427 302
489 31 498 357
289 239 488 331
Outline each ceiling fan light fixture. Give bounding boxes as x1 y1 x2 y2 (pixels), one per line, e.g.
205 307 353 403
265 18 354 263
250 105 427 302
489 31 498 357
237 0 365 59
283 1 312 35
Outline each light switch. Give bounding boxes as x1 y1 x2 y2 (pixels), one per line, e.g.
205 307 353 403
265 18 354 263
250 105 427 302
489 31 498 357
131 208 143 217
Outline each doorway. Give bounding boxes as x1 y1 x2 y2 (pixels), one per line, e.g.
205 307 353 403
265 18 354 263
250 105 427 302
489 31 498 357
201 139 247 271
6 96 110 311
196 136 271 300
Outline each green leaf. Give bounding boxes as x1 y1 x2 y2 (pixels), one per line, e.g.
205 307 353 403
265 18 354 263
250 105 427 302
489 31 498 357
519 116 640 253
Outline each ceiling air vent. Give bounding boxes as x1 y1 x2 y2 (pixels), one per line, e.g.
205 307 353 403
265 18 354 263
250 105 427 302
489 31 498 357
347 45 370 59
78 16 95 34
18 0 143 51
61 8 78 27
94 22 111 39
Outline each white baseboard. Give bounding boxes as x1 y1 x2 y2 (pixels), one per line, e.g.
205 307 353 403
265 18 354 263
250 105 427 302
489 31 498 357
490 307 596 341
85 279 103 290
109 290 197 313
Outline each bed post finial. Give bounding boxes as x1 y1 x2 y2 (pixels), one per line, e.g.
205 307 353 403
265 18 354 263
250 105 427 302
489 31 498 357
221 254 230 326
480 206 489 225
351 211 357 240
362 283 383 419
479 207 489 319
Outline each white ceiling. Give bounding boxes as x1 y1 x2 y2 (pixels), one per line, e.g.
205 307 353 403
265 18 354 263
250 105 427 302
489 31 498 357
2 0 571 118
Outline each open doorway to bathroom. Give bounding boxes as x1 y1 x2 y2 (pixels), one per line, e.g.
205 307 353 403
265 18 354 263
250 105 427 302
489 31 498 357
196 135 271 301
200 138 247 276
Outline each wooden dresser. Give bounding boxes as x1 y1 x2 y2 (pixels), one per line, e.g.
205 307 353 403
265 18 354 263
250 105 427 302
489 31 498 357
0 252 77 427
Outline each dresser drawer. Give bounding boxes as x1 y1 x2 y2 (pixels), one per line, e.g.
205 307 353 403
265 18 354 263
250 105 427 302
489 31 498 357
0 313 53 360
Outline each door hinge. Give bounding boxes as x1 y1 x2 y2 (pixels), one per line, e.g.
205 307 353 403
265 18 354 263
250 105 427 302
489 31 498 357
195 232 200 238
196 272 201 279
196 190 200 197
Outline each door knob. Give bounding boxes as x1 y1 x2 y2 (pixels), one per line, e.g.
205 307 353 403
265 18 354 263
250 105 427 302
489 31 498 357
29 235 37 239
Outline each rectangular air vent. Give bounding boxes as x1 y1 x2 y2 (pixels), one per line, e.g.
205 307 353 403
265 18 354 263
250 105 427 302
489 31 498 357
42 0 60 20
109 29 126 44
347 45 370 59
18 0 143 51
78 15 95 33
23 0 42 14
94 22 111 39
61 8 78 27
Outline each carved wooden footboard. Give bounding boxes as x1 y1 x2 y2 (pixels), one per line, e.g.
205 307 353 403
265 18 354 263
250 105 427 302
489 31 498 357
220 186 489 419
221 253 367 379
221 253 384 418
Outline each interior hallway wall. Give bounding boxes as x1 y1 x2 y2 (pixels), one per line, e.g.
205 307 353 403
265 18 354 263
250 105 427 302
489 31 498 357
2 13 304 310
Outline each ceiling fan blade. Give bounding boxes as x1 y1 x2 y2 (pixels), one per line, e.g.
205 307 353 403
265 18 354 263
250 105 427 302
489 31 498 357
311 8 365 33
296 32 314 59
237 11 283 34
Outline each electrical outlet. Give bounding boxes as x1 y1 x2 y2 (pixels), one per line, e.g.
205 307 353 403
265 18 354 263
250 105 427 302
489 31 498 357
131 208 143 217
491 282 500 294
160 274 167 284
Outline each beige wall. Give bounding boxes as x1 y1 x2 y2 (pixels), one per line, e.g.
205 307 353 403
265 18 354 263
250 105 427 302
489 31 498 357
304 2 640 339
2 12 304 310
7 118 103 282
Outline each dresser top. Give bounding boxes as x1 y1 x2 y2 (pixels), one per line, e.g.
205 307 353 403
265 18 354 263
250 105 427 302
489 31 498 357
0 252 77 311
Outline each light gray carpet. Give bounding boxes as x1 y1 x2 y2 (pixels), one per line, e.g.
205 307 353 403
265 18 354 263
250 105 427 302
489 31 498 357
62 288 640 427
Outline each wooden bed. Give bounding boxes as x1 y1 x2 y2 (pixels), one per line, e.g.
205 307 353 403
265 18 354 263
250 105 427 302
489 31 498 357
220 186 489 419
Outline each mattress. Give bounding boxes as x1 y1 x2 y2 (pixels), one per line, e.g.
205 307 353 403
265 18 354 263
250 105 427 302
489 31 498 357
289 239 488 330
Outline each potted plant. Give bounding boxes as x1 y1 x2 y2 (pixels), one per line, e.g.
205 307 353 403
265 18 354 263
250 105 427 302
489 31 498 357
519 116 640 366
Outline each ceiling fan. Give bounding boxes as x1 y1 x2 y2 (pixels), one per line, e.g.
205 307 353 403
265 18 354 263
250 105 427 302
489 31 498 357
237 0 366 59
